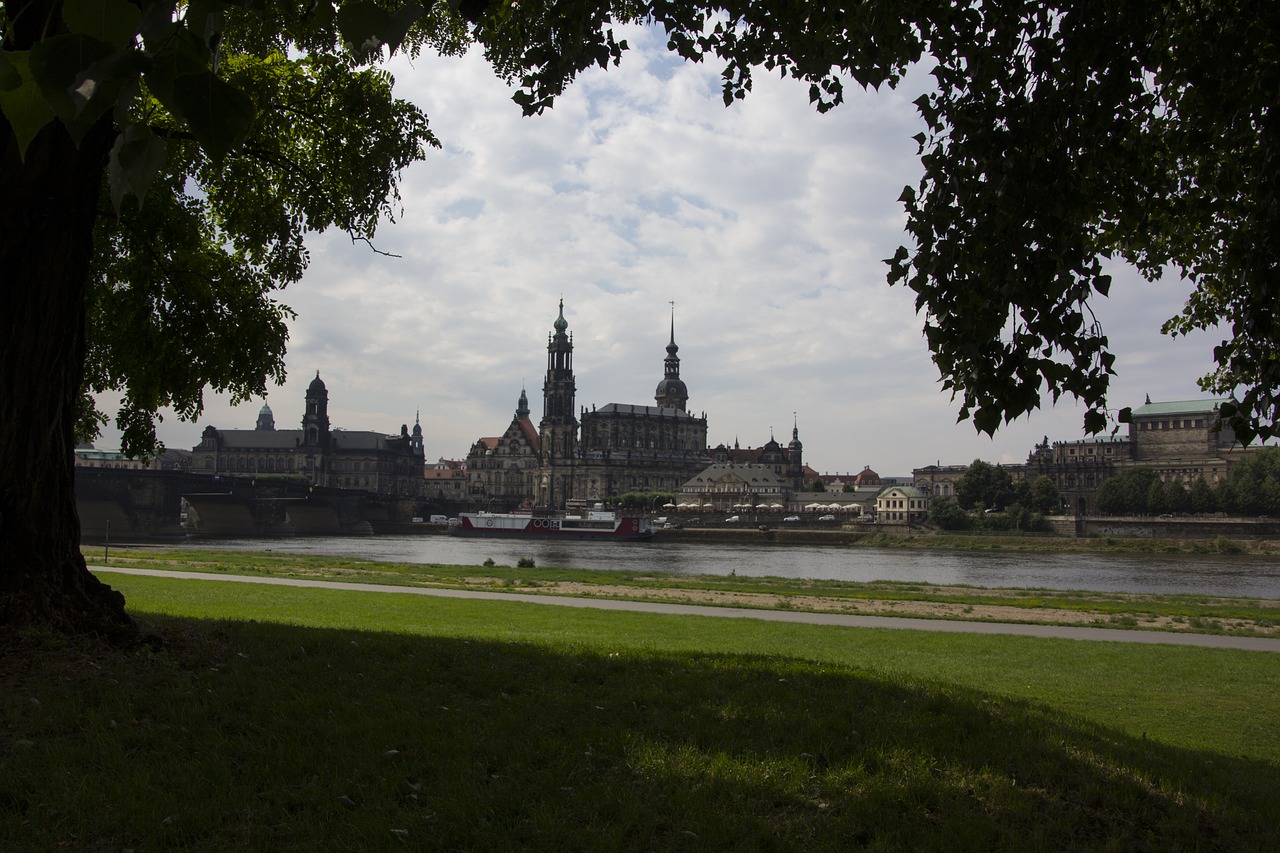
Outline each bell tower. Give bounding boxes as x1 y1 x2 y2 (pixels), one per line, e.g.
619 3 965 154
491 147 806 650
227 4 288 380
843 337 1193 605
654 304 689 411
538 299 578 508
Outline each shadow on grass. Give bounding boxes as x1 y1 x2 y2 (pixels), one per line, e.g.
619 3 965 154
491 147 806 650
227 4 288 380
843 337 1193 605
2 616 1273 851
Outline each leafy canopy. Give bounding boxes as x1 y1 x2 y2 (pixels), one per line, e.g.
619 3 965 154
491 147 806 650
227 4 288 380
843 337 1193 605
5 0 1276 452
2 0 471 453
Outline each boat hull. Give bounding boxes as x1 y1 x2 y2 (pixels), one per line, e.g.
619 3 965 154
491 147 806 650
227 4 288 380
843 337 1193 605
447 512 653 541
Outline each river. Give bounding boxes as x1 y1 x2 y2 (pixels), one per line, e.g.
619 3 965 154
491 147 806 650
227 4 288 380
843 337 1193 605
140 535 1280 599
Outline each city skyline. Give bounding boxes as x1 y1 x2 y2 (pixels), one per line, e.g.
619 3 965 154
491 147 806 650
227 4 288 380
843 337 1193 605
90 24 1223 477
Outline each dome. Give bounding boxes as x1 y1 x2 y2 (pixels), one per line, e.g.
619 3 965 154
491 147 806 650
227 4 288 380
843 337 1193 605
308 370 326 393
553 298 568 332
655 377 687 400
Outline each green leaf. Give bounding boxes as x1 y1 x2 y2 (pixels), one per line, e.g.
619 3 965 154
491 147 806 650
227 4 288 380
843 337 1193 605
0 51 57 159
145 27 212 115
108 122 168 210
185 0 236 43
62 0 142 51
336 1 392 63
170 70 255 161
28 33 114 142
384 3 425 55
66 48 150 141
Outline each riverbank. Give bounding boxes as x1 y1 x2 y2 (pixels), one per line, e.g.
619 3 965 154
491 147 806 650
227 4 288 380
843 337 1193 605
660 525 1280 555
88 548 1280 638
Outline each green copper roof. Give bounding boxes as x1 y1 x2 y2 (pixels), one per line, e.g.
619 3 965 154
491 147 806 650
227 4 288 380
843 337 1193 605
1131 399 1226 417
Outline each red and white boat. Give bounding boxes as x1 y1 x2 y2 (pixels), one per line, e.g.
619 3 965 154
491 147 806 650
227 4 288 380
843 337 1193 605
447 509 652 540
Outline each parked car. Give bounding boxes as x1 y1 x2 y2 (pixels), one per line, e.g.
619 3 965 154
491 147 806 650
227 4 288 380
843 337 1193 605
662 522 681 529
724 515 740 523
818 514 836 521
783 515 801 522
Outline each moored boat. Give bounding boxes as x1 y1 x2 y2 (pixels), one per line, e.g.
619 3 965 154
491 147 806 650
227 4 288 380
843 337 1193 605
447 509 652 540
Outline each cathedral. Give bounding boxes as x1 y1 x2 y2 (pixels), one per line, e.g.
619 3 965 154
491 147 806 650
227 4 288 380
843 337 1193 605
467 300 715 509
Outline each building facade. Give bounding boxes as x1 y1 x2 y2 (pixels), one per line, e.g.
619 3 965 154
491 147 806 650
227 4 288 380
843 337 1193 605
914 397 1250 514
876 485 929 523
466 300 716 510
192 373 425 496
466 389 542 508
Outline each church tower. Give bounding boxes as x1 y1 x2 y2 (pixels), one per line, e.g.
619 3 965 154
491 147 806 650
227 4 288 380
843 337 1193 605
787 415 805 490
410 410 424 457
654 307 689 411
300 371 331 485
302 371 330 449
538 299 578 508
255 402 275 431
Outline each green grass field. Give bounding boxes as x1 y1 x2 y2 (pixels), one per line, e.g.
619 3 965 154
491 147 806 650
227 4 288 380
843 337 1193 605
3 570 1277 850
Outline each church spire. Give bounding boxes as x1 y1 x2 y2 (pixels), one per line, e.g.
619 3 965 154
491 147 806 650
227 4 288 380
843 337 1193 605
655 301 689 411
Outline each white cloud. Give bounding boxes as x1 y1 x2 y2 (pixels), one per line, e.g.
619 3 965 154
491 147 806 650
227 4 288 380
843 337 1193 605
95 26 1220 476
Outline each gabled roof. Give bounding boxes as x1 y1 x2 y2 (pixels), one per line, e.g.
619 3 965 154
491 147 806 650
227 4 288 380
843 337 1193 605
514 415 541 452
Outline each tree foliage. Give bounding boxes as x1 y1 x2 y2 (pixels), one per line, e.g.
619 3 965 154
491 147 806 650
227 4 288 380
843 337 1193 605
5 0 1279 636
483 0 1280 444
1093 453 1280 517
8 0 1277 450
954 459 1015 512
3 0 465 454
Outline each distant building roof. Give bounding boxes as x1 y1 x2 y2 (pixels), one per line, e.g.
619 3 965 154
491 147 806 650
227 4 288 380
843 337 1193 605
594 403 702 420
214 429 303 450
1131 399 1226 418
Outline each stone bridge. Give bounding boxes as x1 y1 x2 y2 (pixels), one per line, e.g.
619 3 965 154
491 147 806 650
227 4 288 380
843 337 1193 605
75 469 441 540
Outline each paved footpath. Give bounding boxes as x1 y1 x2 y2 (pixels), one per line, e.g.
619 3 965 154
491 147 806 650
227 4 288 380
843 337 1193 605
92 566 1280 653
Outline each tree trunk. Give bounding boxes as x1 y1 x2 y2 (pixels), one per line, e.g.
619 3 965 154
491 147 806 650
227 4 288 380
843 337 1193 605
0 24 137 641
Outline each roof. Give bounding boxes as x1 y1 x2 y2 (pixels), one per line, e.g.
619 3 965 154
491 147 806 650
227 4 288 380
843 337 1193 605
515 415 541 452
1130 399 1226 418
212 429 303 450
208 428 413 454
592 403 702 420
680 463 788 490
878 485 927 499
328 430 410 452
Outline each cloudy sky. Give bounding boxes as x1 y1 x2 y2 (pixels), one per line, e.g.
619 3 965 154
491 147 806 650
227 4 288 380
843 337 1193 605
95 24 1222 477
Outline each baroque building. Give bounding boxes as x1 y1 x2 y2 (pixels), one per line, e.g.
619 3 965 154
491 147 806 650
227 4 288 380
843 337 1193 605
707 420 811 493
468 300 715 509
192 372 425 496
466 388 541 508
914 397 1251 514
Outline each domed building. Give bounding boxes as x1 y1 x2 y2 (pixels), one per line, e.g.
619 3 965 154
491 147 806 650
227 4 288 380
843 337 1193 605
192 372 425 495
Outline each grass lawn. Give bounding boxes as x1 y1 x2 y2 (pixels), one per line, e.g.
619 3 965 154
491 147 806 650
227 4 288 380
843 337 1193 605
87 547 1280 636
3 570 1278 851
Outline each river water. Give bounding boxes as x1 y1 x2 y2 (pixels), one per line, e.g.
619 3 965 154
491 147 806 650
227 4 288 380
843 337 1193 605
153 535 1280 599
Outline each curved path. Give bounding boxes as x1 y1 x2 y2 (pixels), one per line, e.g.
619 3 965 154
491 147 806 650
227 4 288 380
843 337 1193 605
92 566 1280 653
